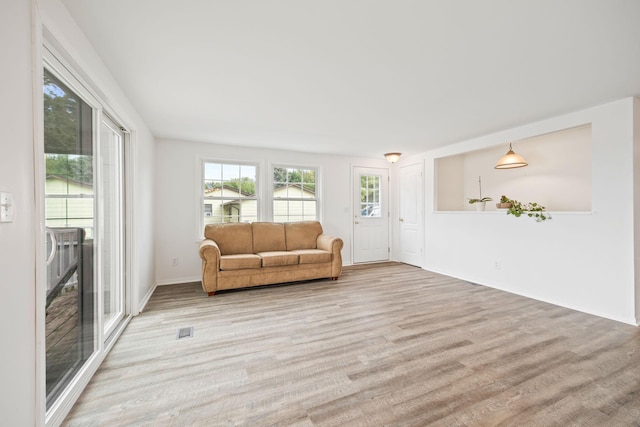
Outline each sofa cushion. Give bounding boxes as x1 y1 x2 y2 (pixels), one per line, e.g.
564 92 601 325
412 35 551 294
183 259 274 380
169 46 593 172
292 249 332 264
285 221 323 250
257 251 299 267
252 222 286 253
220 254 262 270
204 223 253 255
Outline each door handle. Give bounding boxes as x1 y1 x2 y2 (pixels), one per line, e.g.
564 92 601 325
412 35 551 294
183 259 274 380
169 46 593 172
399 218 404 222
45 227 57 266
354 221 359 224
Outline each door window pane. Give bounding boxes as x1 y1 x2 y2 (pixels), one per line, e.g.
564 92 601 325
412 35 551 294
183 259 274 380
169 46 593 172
360 174 381 217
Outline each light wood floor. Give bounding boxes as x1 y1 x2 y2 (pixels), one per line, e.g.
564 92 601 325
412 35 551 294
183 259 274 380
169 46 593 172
46 284 80 395
63 263 640 426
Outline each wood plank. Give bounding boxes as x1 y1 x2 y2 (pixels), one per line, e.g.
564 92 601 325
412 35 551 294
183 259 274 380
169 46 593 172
63 263 640 426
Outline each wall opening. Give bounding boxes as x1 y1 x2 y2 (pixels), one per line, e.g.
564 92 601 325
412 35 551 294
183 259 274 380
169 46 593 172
435 124 592 212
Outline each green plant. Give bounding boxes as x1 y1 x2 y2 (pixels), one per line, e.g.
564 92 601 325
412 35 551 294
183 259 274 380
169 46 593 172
467 197 493 204
502 196 551 221
468 176 492 204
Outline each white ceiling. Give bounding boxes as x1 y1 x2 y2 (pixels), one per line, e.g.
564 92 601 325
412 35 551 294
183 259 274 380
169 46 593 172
60 0 640 158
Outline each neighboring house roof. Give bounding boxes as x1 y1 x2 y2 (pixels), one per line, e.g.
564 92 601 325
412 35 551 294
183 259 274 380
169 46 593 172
273 183 315 195
205 184 315 197
204 185 250 197
46 174 92 188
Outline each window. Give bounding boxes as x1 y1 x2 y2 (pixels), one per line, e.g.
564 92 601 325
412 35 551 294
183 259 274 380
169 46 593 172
360 174 381 217
273 166 318 222
203 161 258 224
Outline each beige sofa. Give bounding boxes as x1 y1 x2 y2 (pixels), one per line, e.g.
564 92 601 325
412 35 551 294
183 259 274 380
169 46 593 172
198 221 343 296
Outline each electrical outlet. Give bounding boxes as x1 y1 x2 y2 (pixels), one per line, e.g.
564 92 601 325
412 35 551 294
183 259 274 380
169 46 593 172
171 257 179 266
494 261 501 270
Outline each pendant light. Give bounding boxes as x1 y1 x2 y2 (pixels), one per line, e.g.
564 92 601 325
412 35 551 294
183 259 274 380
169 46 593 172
495 143 528 169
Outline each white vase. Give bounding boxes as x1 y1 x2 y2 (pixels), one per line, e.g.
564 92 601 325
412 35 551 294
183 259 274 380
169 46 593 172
475 201 486 211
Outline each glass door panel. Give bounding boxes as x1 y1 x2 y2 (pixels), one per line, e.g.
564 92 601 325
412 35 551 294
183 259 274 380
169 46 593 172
43 69 96 409
100 116 125 338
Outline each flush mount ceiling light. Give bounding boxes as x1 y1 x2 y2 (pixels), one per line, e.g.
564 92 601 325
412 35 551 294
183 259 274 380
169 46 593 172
384 152 402 163
495 143 528 169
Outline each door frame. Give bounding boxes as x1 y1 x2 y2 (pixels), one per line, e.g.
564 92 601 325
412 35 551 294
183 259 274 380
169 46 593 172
99 113 127 340
36 35 134 427
351 165 390 264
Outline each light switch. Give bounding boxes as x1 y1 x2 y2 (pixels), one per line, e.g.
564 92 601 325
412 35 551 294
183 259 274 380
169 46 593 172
0 192 14 223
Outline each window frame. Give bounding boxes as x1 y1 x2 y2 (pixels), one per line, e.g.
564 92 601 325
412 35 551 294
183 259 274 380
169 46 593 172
271 164 320 223
199 158 260 235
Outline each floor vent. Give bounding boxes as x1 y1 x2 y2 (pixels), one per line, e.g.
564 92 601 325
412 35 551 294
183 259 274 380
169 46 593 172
176 326 194 340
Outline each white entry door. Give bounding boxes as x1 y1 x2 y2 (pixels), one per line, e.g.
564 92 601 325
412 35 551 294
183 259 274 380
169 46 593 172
353 166 389 263
398 162 424 267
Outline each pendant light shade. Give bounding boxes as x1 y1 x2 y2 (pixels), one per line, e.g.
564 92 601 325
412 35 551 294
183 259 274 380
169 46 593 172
495 143 528 169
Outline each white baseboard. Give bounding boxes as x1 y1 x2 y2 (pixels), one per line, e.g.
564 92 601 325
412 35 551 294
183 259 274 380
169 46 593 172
155 276 201 286
136 281 157 314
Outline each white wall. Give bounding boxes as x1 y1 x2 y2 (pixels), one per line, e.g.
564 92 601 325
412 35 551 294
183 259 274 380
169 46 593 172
154 138 387 285
0 2 37 425
421 98 638 325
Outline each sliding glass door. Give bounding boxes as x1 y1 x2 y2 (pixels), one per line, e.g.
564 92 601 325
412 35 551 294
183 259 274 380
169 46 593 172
43 59 127 415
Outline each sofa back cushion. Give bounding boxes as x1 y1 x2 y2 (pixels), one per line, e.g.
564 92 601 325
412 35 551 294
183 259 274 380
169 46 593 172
285 221 323 250
204 223 253 255
252 222 286 253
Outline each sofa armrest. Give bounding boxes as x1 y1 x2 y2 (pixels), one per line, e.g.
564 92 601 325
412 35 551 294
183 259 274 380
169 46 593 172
199 238 221 261
317 234 344 278
199 239 221 294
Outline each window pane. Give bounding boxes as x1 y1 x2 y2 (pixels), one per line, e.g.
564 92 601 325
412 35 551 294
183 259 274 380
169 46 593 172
273 199 289 222
204 163 221 180
287 185 304 198
360 174 381 217
240 165 256 181
222 163 239 180
302 170 316 197
302 200 317 220
273 167 286 186
203 197 258 224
